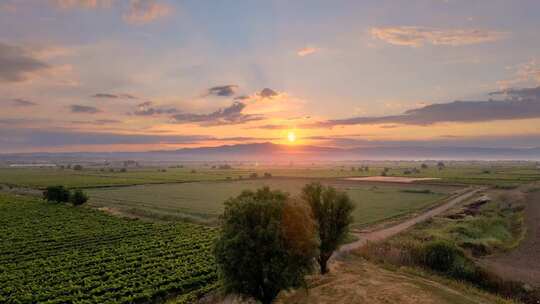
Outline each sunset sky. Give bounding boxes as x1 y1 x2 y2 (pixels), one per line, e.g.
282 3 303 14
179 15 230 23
1 0 540 153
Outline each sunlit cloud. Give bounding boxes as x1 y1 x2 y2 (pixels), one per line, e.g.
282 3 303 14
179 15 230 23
53 0 114 9
497 59 540 89
371 26 507 47
123 0 172 25
297 47 319 57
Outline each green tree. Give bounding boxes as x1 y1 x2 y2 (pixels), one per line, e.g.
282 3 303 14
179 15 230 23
70 189 89 206
43 186 70 203
214 187 318 304
302 182 355 274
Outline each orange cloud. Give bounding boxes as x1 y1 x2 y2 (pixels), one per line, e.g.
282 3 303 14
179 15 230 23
54 0 113 9
497 59 540 89
371 26 507 47
123 0 172 25
297 47 319 57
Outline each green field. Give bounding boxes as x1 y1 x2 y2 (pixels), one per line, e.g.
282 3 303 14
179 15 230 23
87 179 458 227
0 194 218 304
0 162 538 189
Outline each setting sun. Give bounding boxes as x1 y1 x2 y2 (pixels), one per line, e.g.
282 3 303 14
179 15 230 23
287 131 297 143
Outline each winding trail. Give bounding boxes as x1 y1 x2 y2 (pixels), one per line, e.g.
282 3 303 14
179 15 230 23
335 186 482 257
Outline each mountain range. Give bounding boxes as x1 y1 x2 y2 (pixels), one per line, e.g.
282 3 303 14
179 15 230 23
2 142 540 163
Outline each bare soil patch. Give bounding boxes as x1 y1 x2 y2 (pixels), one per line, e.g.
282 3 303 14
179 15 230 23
344 176 441 183
277 257 506 304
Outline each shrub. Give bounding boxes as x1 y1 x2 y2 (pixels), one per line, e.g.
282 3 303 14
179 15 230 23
264 172 272 178
43 186 70 203
70 190 89 206
422 241 463 273
120 168 127 173
249 173 258 179
73 165 83 171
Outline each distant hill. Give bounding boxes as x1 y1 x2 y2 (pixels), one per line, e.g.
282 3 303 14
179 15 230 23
1 142 540 162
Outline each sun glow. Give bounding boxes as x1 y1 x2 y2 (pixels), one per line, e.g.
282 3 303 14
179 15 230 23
287 131 297 143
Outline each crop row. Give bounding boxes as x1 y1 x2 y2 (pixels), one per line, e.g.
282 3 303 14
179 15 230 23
0 194 219 304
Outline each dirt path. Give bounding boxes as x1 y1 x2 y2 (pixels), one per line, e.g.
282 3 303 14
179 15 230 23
480 189 540 286
335 187 482 257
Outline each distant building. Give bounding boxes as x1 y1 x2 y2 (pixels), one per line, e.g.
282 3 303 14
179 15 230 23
9 164 57 168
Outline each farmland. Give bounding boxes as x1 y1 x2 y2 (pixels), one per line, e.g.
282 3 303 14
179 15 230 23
0 193 218 304
87 179 459 227
0 161 538 189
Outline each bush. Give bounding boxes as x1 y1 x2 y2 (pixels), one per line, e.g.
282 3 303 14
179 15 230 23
70 190 88 206
120 168 127 172
422 241 463 273
73 165 83 171
43 186 70 203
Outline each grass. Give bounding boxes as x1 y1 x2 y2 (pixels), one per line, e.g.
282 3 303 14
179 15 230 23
409 197 525 255
357 188 532 302
0 193 218 304
87 178 457 227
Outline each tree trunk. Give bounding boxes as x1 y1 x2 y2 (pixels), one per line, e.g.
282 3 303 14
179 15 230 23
319 254 330 274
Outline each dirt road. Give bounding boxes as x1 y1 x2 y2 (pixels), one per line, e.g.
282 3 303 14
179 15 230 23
335 187 481 257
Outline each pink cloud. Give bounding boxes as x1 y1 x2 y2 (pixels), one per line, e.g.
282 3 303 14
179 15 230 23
123 0 172 25
371 26 507 47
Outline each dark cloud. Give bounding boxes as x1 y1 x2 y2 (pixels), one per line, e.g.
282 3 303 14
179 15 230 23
207 85 238 97
10 98 37 106
313 89 540 127
259 88 278 98
70 119 121 125
70 105 101 114
489 86 540 100
234 95 250 101
0 128 274 150
133 101 177 116
0 42 49 82
171 102 263 126
314 134 540 149
92 93 138 99
254 124 288 130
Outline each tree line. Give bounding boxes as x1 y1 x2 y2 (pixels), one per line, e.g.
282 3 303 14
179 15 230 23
43 185 88 206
